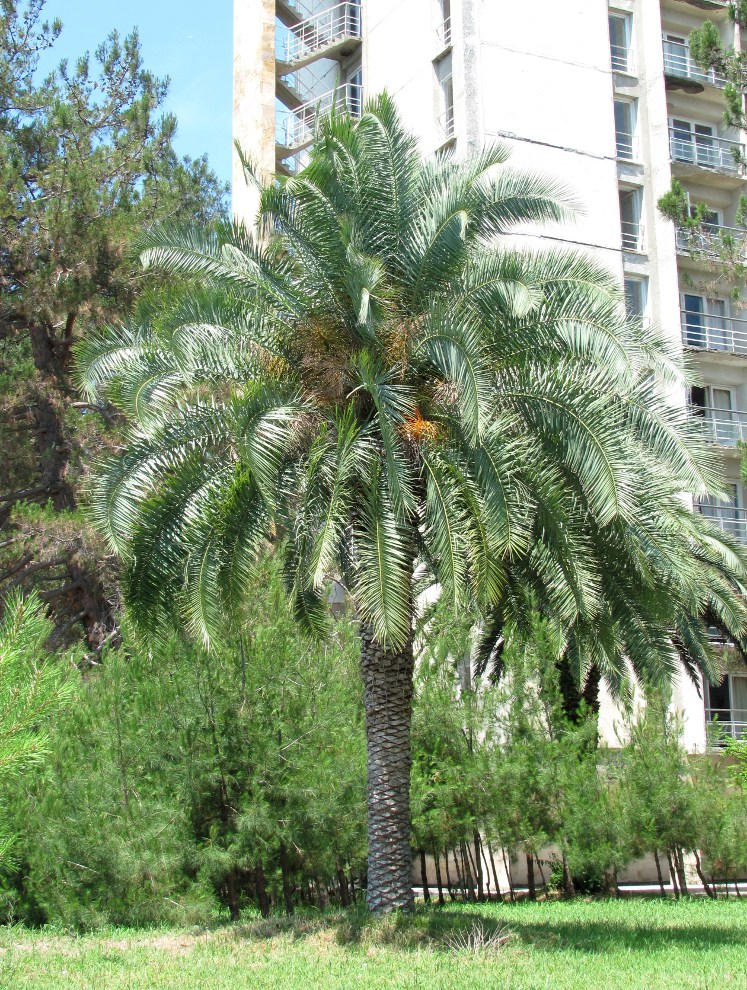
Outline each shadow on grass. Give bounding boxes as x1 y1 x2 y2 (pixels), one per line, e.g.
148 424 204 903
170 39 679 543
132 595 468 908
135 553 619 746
232 902 746 955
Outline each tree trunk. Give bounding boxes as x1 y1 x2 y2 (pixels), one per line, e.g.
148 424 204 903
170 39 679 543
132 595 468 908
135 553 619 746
433 848 445 905
226 869 240 921
667 849 680 899
675 847 689 897
487 842 502 900
444 848 456 901
419 850 430 903
337 860 351 907
359 625 415 913
280 843 295 915
255 862 270 917
526 853 536 901
693 850 715 899
561 853 575 898
473 830 485 902
502 847 515 901
461 842 476 902
654 849 666 897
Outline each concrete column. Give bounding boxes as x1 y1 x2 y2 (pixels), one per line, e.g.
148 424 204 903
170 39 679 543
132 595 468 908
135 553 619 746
233 0 277 227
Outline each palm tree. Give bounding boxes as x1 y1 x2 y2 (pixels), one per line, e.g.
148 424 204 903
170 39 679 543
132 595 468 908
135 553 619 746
77 96 747 913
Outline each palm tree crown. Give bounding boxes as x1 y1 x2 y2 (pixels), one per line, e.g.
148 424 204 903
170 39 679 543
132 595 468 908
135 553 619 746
77 95 747 911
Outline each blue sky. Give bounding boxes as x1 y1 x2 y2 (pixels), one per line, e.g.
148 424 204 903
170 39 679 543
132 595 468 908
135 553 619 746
43 1 233 185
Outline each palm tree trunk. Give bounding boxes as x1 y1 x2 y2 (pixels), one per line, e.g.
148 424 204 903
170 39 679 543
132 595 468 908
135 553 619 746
359 624 415 913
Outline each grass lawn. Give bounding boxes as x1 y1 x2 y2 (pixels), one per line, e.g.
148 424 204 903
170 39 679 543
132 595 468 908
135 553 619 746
1 898 746 990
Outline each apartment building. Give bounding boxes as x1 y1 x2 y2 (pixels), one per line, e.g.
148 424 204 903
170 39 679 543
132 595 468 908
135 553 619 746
232 0 747 750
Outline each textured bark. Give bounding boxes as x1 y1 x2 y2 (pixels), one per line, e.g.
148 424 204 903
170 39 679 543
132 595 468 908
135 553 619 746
359 625 415 913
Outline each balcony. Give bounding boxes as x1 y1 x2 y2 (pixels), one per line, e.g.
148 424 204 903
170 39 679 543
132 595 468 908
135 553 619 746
690 405 747 446
610 43 634 75
276 84 362 155
436 15 452 52
669 128 744 176
695 501 747 542
676 223 747 260
705 710 747 742
680 309 747 355
615 130 638 162
663 38 726 89
438 105 455 145
621 220 645 253
277 2 362 72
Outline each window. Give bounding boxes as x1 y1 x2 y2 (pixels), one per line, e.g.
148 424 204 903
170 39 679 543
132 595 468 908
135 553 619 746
624 277 647 321
346 67 363 118
619 188 644 252
681 293 731 350
698 483 746 542
690 385 740 445
609 13 632 74
706 672 747 741
435 53 454 143
436 0 451 49
670 118 722 169
614 100 637 160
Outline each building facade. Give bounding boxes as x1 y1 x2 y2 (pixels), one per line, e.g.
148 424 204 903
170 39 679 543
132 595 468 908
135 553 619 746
232 0 747 750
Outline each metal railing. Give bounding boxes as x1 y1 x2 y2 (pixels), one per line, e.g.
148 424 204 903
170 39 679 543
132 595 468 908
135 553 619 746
695 501 747 542
438 105 455 143
680 308 747 354
676 223 747 259
436 15 452 50
690 405 747 446
615 130 638 161
621 220 645 252
705 711 747 741
276 84 362 151
279 2 362 66
610 43 634 75
669 127 744 174
662 38 726 87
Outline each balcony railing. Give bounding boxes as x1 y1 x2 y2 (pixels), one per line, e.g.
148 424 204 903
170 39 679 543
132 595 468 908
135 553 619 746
621 220 645 252
676 223 747 260
680 308 747 354
278 2 362 66
695 501 747 542
436 15 452 50
438 105 455 144
615 131 638 161
705 710 747 742
276 84 362 151
691 405 747 446
669 127 744 174
610 43 634 74
663 38 726 87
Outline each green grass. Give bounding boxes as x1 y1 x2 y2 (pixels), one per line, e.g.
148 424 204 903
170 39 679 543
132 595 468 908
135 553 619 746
1 899 746 989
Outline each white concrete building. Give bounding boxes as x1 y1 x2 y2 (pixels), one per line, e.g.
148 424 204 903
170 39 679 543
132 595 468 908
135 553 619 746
232 0 747 751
